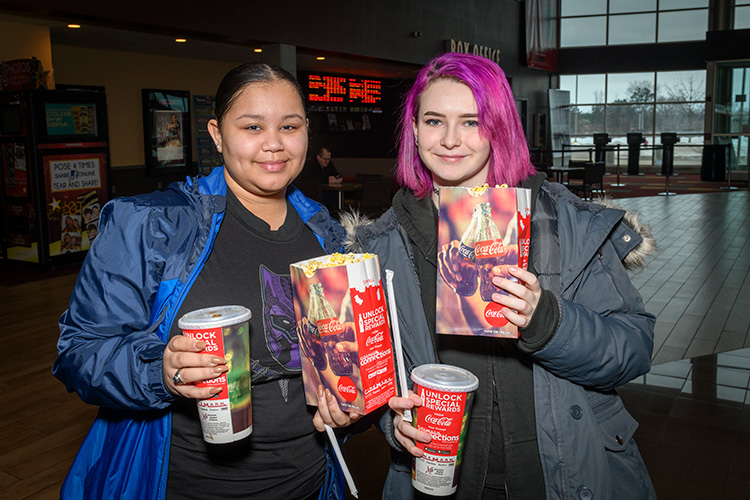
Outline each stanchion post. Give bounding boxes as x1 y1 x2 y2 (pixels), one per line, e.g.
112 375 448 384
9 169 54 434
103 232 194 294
612 144 625 187
720 143 738 191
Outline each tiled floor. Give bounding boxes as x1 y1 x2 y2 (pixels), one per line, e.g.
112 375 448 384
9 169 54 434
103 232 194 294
620 348 750 499
616 191 750 365
616 190 750 500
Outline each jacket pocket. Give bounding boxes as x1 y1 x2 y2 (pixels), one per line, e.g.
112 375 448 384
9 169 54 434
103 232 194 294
588 390 638 452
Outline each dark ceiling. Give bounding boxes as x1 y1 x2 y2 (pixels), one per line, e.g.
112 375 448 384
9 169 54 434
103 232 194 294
2 12 420 79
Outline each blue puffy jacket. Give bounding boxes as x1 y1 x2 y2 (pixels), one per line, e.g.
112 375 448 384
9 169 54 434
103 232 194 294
53 167 347 499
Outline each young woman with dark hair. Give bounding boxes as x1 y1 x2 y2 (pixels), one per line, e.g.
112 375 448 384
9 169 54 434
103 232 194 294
54 62 354 500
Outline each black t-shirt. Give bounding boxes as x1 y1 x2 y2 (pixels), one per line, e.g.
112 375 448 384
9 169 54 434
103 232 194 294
166 190 328 499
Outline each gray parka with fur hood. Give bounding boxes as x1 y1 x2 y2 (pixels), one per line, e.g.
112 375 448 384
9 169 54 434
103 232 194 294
341 174 658 500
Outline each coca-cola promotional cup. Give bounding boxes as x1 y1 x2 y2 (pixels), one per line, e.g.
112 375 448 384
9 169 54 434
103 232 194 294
177 305 252 444
290 253 397 415
410 364 479 496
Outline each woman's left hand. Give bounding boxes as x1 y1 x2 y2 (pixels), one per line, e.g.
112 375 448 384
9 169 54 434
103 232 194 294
491 266 542 329
312 385 363 431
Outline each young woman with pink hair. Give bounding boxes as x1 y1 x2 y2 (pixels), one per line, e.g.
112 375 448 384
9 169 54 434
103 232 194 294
343 52 657 500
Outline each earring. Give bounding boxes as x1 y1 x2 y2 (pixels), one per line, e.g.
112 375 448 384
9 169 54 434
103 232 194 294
415 137 419 147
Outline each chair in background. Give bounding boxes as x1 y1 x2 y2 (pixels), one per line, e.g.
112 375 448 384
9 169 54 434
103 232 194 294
569 161 605 200
355 173 384 183
564 160 589 188
348 173 384 207
292 179 323 203
359 177 393 217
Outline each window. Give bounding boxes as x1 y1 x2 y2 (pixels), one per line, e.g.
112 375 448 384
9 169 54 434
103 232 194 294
560 70 707 166
607 73 654 103
560 17 606 47
609 14 656 45
658 10 709 42
560 0 709 47
610 0 656 14
561 0 606 16
736 4 750 29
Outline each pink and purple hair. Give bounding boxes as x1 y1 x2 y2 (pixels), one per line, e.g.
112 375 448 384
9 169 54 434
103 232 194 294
396 53 537 198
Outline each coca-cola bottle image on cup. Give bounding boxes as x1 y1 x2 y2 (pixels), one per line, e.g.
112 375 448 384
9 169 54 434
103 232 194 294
474 203 507 302
308 282 353 376
454 204 482 296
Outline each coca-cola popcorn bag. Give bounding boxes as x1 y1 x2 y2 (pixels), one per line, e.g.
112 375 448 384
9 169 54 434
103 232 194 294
437 185 531 338
290 253 397 415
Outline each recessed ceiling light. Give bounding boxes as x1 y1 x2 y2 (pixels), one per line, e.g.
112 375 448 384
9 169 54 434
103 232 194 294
67 24 81 29
254 48 262 53
175 38 187 43
316 57 326 61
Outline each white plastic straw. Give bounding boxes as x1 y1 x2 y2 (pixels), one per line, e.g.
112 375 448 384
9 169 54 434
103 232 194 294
385 269 412 422
325 424 358 498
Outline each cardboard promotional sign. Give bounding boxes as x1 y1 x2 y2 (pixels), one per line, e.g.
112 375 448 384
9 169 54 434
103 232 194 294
290 253 397 415
436 186 532 338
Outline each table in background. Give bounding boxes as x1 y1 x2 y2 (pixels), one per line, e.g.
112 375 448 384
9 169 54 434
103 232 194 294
547 165 585 184
322 182 363 210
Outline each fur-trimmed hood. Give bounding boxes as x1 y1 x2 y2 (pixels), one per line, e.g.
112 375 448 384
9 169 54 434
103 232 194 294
339 210 372 252
595 195 656 270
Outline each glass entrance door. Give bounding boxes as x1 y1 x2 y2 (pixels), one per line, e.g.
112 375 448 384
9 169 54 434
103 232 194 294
713 61 750 173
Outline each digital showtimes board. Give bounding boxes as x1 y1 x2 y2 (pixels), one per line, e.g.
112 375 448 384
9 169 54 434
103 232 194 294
305 73 383 110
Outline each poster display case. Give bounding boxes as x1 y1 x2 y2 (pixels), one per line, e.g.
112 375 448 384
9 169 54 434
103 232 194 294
141 89 191 176
0 89 110 265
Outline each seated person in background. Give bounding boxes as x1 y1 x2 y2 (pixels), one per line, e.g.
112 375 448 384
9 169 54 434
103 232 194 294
302 147 343 185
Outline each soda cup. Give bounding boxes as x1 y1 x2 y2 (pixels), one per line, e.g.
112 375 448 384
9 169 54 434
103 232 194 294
411 364 479 496
177 305 252 444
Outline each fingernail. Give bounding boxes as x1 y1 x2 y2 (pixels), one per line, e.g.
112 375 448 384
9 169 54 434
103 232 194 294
318 386 325 398
211 357 223 364
214 365 227 373
209 387 222 395
510 266 519 272
195 341 207 350
325 389 333 402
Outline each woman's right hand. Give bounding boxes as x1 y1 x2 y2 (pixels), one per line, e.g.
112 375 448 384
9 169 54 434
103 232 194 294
388 392 432 457
163 336 228 399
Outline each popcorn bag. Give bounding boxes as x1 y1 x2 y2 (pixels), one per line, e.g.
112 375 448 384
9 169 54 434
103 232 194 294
436 185 532 338
290 253 397 415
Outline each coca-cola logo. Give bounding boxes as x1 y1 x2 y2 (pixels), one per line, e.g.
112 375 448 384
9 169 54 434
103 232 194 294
484 302 509 327
318 317 343 336
475 239 505 259
337 376 358 402
366 331 384 346
424 414 454 426
458 243 475 261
